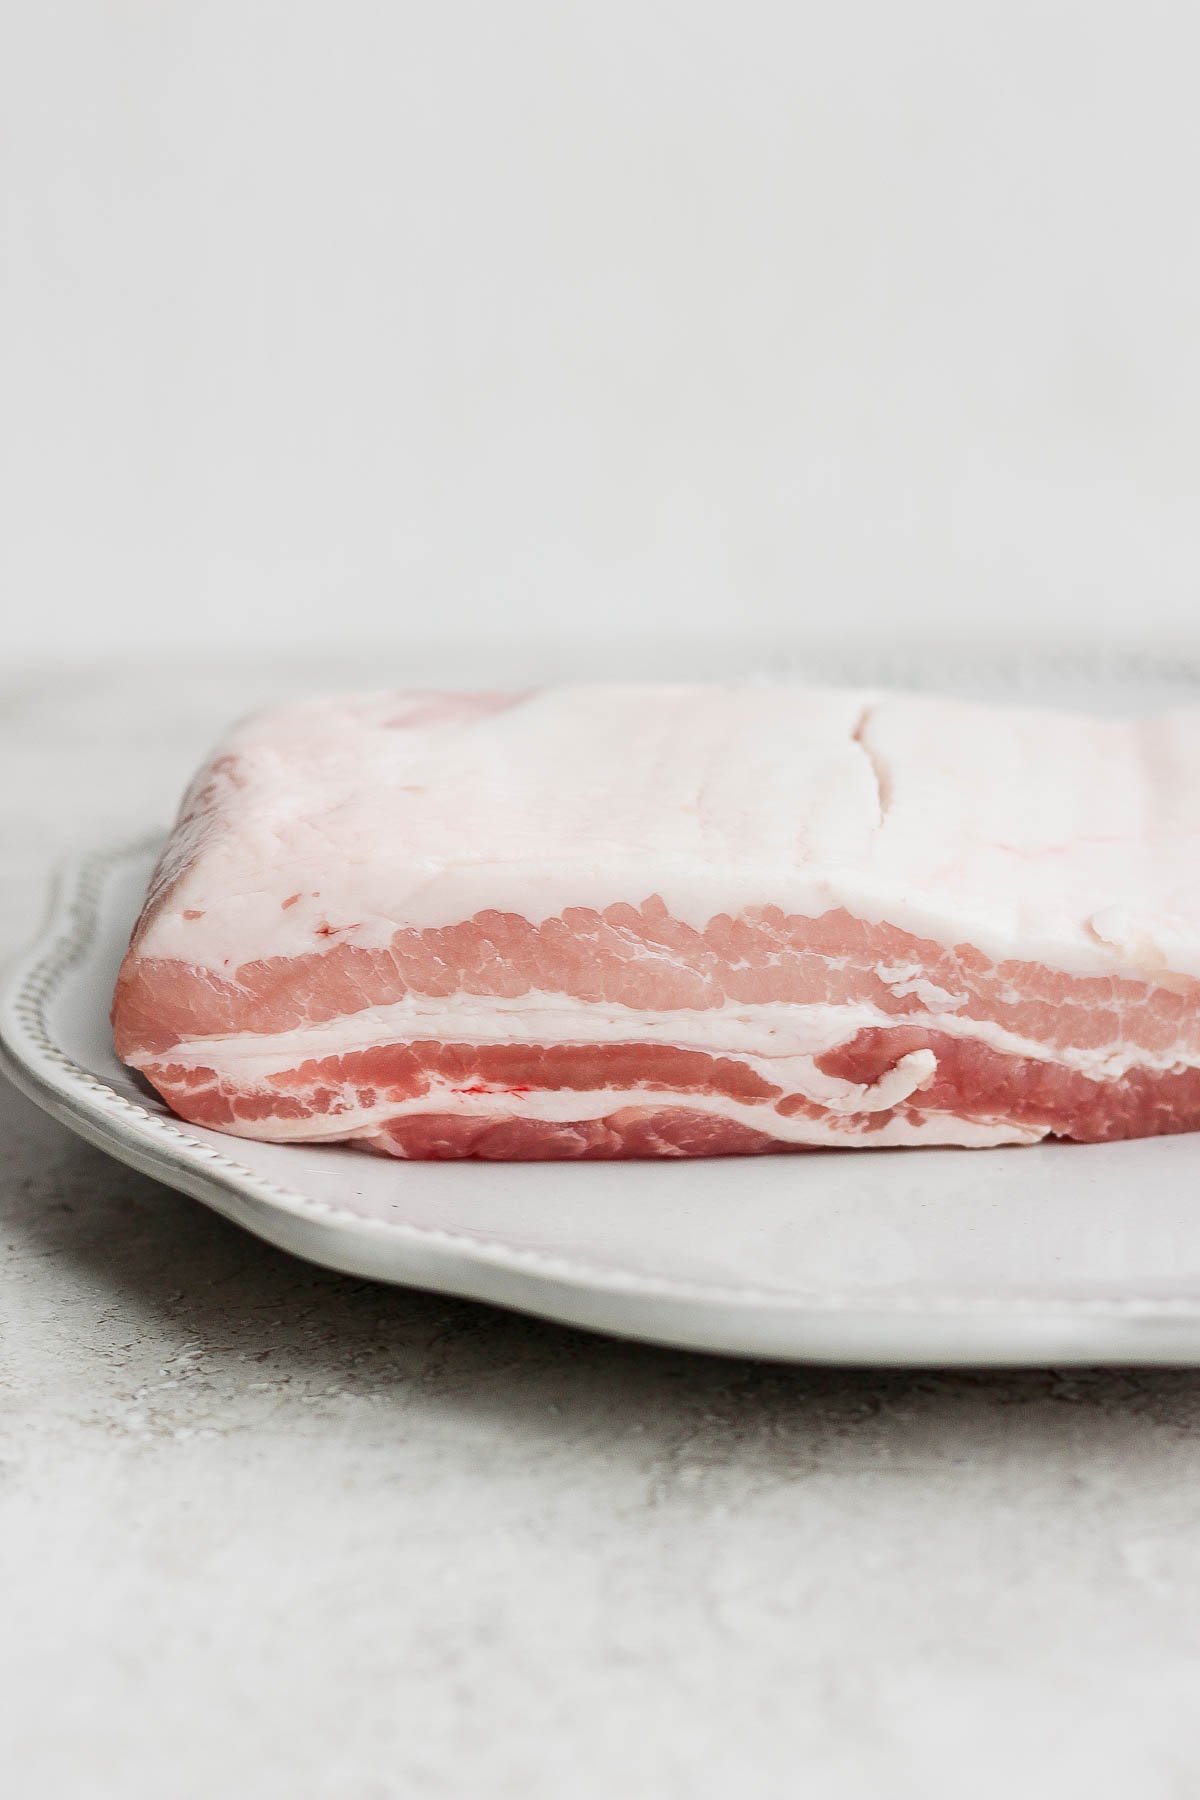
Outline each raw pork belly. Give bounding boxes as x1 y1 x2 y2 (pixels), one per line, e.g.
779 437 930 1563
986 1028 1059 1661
112 685 1200 1159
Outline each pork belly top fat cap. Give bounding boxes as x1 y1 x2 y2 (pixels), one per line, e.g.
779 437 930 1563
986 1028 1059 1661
129 684 1200 986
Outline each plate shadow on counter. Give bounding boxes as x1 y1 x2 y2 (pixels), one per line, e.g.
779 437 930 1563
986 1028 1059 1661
7 1076 1200 1476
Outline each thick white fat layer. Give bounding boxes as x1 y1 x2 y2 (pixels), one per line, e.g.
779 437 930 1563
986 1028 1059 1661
132 993 1195 1086
183 1076 1046 1152
135 685 1200 983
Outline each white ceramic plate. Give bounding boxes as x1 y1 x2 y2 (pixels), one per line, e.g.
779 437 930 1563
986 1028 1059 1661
7 843 1200 1365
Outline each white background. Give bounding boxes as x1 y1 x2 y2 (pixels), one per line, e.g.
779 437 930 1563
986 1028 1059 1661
5 1 1200 666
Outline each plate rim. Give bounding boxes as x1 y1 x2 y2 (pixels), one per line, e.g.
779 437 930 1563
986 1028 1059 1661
7 840 1200 1365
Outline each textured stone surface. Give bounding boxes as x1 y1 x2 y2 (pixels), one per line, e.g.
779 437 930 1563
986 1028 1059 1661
5 659 1200 1798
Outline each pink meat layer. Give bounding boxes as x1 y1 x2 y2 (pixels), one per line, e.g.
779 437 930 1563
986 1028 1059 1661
363 1112 800 1161
114 901 1197 1062
114 902 1200 1156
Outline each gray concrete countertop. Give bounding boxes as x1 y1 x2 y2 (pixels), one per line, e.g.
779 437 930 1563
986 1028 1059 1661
5 660 1200 1799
